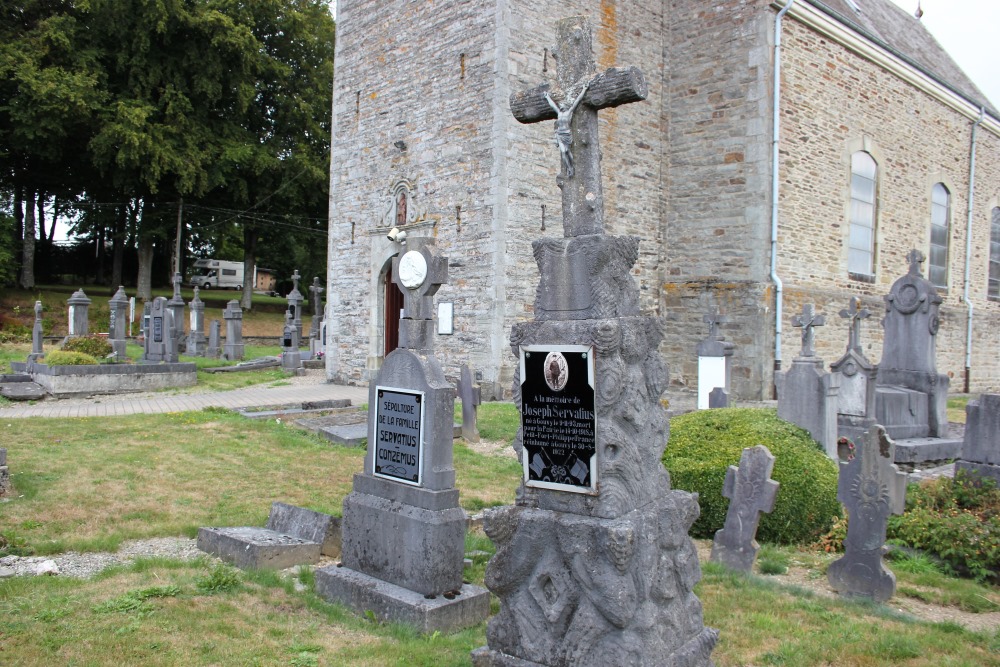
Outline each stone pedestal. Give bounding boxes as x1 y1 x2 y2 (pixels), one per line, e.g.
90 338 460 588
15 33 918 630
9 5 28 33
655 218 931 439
223 300 244 361
108 286 129 360
186 288 207 356
67 289 91 337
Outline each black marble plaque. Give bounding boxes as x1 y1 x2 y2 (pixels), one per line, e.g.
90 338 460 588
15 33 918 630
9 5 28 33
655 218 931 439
373 387 424 486
520 345 597 494
153 316 163 343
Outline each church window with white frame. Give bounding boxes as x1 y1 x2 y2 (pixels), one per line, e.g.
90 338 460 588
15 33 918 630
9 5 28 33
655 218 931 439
990 207 1000 300
848 151 878 277
928 183 950 288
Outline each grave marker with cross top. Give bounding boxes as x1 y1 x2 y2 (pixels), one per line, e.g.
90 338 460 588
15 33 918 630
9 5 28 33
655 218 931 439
839 297 871 354
390 238 448 352
791 303 825 358
510 16 648 237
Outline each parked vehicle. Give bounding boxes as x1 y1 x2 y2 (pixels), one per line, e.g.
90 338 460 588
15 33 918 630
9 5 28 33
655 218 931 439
189 259 248 290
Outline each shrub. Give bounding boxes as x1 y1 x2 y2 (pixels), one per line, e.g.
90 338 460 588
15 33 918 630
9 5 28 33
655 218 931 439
44 350 98 366
887 473 1000 583
62 335 113 359
663 408 840 544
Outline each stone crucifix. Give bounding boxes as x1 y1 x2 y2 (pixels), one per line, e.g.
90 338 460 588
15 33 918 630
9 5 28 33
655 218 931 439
839 297 871 353
704 309 726 340
510 16 648 237
791 303 825 358
711 445 780 572
906 248 926 276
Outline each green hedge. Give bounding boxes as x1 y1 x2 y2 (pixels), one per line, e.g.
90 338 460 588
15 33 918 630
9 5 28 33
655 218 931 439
44 350 98 366
663 408 840 545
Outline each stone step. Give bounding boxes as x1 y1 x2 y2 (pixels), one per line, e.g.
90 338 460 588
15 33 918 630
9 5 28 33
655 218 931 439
893 436 963 466
0 382 47 401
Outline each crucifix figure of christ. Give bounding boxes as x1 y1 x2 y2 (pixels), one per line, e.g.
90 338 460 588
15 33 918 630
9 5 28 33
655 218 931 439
791 303 825 358
510 16 648 237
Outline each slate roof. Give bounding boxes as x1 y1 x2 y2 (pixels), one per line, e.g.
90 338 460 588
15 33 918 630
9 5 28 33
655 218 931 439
805 0 997 116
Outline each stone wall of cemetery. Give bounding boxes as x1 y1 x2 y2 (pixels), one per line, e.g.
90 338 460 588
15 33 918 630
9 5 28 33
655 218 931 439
777 16 1000 393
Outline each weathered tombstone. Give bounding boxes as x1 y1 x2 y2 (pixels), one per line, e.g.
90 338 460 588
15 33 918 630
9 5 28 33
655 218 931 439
222 300 244 361
281 309 302 371
166 272 186 358
186 287 207 356
309 276 324 354
955 394 1000 485
708 386 730 409
458 364 481 442
697 309 735 410
710 445 779 572
473 17 717 667
66 289 91 337
877 250 948 438
207 319 222 358
143 297 173 362
831 297 878 448
287 269 304 342
29 301 44 363
777 303 839 458
108 286 129 360
0 448 9 496
315 237 490 633
827 425 907 602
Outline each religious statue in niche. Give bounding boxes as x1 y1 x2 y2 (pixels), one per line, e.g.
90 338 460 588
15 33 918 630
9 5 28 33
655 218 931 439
379 179 426 227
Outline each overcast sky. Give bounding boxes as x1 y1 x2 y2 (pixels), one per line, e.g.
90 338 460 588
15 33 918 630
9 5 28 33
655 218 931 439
885 0 1000 108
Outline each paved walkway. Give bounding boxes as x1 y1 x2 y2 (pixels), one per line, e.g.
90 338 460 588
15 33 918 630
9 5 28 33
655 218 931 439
0 374 369 419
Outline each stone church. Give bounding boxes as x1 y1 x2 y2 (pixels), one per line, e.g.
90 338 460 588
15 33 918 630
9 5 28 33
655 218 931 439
325 0 1000 400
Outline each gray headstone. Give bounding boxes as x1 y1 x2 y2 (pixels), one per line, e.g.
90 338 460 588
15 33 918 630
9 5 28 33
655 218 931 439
791 303 825 359
29 300 43 362
108 286 129 360
207 319 221 358
287 270 305 342
66 289 91 337
831 297 878 449
281 310 303 370
827 425 907 602
315 237 489 633
223 300 244 361
956 394 1000 485
711 446 779 572
143 297 174 362
186 287 207 356
167 272 186 352
708 386 729 408
474 17 716 667
458 365 481 442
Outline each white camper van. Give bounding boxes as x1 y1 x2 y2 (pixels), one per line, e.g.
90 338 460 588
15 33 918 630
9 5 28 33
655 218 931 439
189 259 246 290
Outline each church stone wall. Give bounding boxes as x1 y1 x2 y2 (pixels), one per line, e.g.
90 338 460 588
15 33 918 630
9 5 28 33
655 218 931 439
778 17 1000 393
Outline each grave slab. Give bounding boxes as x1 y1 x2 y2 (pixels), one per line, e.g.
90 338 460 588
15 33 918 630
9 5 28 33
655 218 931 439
196 526 321 570
317 423 368 447
266 501 341 558
0 382 46 401
892 436 963 465
314 564 489 634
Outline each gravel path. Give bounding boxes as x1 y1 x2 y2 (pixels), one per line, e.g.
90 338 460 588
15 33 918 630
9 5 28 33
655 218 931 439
0 537 207 579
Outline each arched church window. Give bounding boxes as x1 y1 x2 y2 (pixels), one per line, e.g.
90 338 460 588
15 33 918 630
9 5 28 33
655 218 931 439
848 151 878 277
929 183 950 289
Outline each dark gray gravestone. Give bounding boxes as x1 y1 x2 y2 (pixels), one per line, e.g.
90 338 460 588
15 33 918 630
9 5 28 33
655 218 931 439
315 237 489 634
207 319 221 358
29 301 43 362
956 394 1000 485
143 297 172 362
827 425 907 602
223 300 244 361
708 386 729 408
710 446 779 572
777 303 838 458
831 297 878 448
187 287 207 356
473 17 716 667
66 289 91 337
108 286 129 360
458 365 481 442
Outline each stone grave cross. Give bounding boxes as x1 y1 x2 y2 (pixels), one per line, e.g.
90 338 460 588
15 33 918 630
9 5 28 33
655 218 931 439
839 297 871 353
906 248 926 276
510 16 648 237
791 303 825 358
704 309 726 340
310 277 324 314
172 271 183 299
711 445 780 572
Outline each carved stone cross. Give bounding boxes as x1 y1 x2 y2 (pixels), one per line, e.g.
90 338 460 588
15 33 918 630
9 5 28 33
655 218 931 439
711 445 780 572
906 248 926 276
510 16 648 237
291 269 302 294
704 310 726 340
791 303 825 358
839 297 871 353
310 277 324 314
172 272 183 299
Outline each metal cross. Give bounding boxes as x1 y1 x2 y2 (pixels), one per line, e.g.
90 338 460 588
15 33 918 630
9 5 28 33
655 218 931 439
510 16 648 237
839 296 871 353
791 303 825 358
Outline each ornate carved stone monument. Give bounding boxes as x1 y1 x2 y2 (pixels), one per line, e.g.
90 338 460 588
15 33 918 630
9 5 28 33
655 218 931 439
314 237 489 633
827 425 907 602
473 17 717 667
710 446 779 573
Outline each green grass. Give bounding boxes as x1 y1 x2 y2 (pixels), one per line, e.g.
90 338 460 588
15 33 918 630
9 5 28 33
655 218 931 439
947 395 972 424
471 402 520 442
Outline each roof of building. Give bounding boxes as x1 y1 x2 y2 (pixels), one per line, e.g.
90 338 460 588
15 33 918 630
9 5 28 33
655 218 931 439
806 0 997 116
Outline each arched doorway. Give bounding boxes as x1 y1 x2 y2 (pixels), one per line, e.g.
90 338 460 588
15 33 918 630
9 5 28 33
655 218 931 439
384 261 405 356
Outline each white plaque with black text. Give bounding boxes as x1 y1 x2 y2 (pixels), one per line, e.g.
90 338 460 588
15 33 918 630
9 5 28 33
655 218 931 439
373 386 425 486
519 344 597 494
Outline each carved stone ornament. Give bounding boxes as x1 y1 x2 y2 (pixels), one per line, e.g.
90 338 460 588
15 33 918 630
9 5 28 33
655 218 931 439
378 179 426 227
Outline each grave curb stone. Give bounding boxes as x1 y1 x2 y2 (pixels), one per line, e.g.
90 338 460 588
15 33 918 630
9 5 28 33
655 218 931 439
266 502 341 558
196 526 321 570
